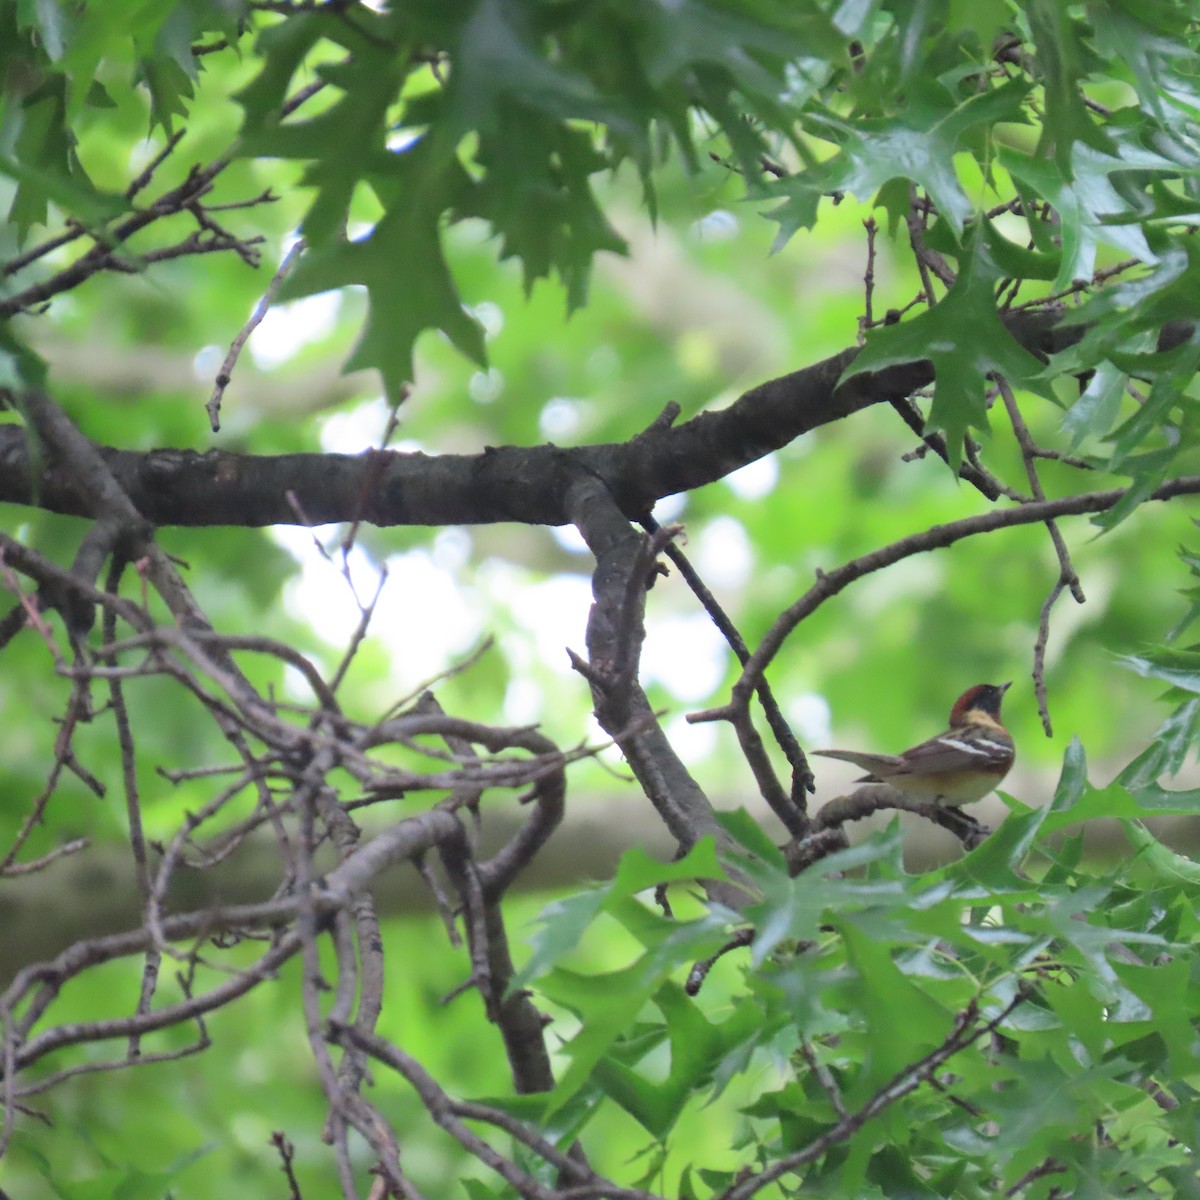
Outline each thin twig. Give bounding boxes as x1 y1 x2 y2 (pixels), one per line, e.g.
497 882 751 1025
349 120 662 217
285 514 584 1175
699 475 1200 727
207 238 306 431
996 375 1085 734
858 216 877 343
642 512 814 820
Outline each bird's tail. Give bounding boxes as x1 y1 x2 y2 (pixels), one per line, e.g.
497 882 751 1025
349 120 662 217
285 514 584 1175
812 748 903 775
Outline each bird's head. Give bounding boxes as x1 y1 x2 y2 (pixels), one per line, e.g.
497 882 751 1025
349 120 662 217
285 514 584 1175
949 681 1011 728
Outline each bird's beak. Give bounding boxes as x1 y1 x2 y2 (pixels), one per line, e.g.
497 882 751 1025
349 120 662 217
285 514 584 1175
999 681 1012 695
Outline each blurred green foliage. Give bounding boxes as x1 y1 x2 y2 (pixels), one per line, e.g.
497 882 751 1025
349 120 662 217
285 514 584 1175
3 0 1200 1195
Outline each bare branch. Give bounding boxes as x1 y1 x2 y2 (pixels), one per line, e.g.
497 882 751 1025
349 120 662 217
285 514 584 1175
701 476 1200 726
207 238 306 431
996 376 1085 735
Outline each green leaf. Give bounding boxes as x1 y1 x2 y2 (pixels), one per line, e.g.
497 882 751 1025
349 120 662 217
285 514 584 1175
949 805 1044 891
1027 0 1115 169
513 838 741 1118
280 151 487 400
1090 446 1176 533
1106 339 1200 470
1090 4 1200 125
442 0 614 141
1112 956 1198 1077
1028 735 1200 830
637 0 831 95
514 890 609 992
1121 820 1200 890
1057 244 1194 343
742 824 908 965
838 922 951 1090
1117 698 1200 788
513 838 725 990
461 117 627 308
982 220 1060 282
235 13 329 133
1001 141 1171 289
0 320 48 390
1 81 107 237
139 53 192 137
768 76 1030 245
591 984 764 1137
716 806 787 867
612 837 725 898
537 921 727 1118
26 0 72 62
239 41 410 246
1062 361 1127 447
1118 648 1200 696
462 1180 505 1200
839 230 1045 467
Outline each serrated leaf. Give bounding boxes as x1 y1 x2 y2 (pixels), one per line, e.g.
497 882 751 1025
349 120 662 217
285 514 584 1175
280 153 486 399
538 953 703 1116
1167 588 1200 643
612 837 725 896
1035 736 1200 830
1048 736 1090 814
442 0 613 141
768 76 1030 245
838 922 951 1089
1112 956 1196 1076
462 117 626 308
1122 820 1200 890
638 0 832 94
1062 360 1127 447
1002 140 1171 288
1117 698 1200 789
235 13 329 133
1090 446 1175 532
1106 339 1200 470
140 53 192 137
744 825 908 965
1118 648 1200 695
839 230 1044 468
1091 5 1200 124
950 806 1044 889
1028 0 1115 169
514 890 609 991
1040 780 1169 832
592 985 764 1137
716 807 787 867
1057 244 1193 341
240 42 409 245
518 843 744 1117
513 838 725 990
4 87 67 236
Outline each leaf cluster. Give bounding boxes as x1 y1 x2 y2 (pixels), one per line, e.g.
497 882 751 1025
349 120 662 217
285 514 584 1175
514 746 1200 1198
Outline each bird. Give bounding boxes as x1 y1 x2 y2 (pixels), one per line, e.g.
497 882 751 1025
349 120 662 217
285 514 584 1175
812 682 1014 806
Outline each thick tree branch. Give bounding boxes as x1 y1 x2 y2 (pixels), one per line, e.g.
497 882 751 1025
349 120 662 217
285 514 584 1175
568 477 728 856
0 310 1098 529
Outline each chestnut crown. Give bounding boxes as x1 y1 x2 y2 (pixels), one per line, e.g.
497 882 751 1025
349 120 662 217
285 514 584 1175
949 681 1011 727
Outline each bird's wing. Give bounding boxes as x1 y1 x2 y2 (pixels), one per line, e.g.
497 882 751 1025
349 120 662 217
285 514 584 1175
892 727 1013 775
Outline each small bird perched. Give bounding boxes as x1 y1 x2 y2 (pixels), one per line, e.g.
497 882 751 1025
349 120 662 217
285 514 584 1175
813 682 1014 806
